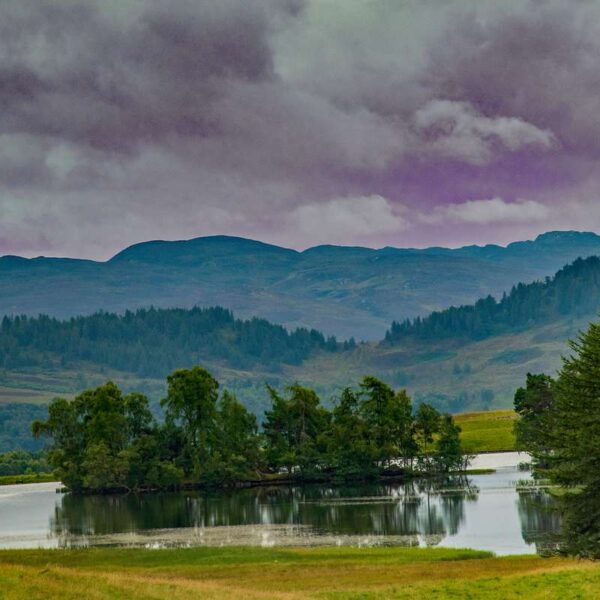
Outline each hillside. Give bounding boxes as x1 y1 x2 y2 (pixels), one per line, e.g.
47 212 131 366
297 257 600 413
1 231 600 340
0 306 338 376
386 256 600 342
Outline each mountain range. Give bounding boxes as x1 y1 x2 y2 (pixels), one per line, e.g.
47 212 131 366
3 230 600 340
3 234 600 451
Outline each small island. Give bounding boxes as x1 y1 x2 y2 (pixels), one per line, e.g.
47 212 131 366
32 367 466 494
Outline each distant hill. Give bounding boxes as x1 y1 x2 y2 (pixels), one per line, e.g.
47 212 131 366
2 231 600 340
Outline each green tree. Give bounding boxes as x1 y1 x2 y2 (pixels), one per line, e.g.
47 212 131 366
263 383 329 476
211 390 261 483
33 382 161 491
328 388 372 477
434 414 463 472
389 389 417 467
161 366 219 478
359 376 397 466
32 396 86 489
547 322 600 489
514 321 600 557
513 373 555 468
414 403 441 469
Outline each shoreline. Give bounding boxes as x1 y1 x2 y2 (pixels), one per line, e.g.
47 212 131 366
1 450 528 491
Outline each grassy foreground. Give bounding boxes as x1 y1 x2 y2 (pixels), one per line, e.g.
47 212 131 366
0 546 598 599
455 409 517 453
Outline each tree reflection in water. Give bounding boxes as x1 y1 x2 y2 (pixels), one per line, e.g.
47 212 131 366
50 476 479 548
517 489 561 554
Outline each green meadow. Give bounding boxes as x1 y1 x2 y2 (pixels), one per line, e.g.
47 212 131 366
454 409 518 454
0 546 597 599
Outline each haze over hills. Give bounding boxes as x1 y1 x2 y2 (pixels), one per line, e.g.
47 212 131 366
2 231 600 340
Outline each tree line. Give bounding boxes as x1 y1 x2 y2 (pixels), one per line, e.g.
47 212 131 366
0 449 49 476
32 368 466 493
513 316 600 557
386 256 600 343
0 306 345 376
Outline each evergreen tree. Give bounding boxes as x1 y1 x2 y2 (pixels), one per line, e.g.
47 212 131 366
328 388 373 477
548 322 600 489
514 319 600 556
262 383 329 476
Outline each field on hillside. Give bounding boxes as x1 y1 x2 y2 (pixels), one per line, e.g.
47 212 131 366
0 546 598 599
294 316 587 413
455 410 518 453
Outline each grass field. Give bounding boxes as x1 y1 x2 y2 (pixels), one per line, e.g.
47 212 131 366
0 546 598 599
0 473 56 486
455 409 518 453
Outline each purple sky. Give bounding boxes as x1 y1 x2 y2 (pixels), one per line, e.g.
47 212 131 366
1 0 600 259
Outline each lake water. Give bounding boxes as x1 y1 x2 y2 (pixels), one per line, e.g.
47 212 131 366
0 453 559 555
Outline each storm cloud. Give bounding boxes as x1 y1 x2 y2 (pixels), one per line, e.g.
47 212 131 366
0 0 599 257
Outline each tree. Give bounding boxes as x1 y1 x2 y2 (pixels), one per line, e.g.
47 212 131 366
513 373 555 468
30 367 468 493
359 376 397 466
161 366 219 478
328 387 372 477
32 396 86 489
414 403 441 469
263 383 329 476
32 382 165 491
547 322 600 489
389 389 417 466
212 390 261 482
434 414 463 472
512 321 600 557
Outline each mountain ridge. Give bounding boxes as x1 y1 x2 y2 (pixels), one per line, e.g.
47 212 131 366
1 230 599 340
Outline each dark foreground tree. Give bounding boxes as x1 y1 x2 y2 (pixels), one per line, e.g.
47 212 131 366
514 319 600 557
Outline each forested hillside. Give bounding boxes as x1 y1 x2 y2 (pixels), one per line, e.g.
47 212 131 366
0 306 340 377
385 256 600 343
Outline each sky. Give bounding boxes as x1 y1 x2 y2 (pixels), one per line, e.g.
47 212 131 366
1 0 600 259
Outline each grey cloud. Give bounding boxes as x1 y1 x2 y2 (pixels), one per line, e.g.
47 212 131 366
425 1 600 155
0 0 599 258
413 100 555 164
0 0 296 152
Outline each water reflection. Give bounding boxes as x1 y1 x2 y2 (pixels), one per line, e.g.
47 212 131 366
51 476 478 546
0 467 561 554
517 489 561 553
